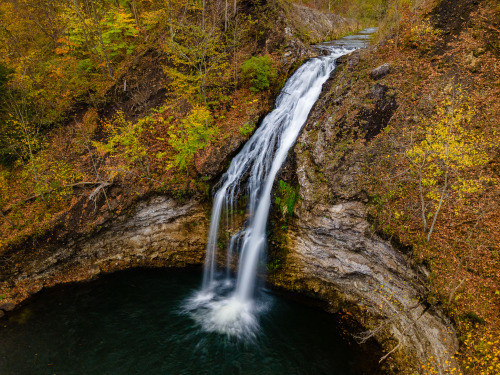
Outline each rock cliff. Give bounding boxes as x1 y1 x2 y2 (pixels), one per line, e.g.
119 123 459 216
0 197 208 306
0 13 462 375
269 50 460 374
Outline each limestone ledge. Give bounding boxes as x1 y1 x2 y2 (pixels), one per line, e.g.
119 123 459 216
272 200 459 374
0 196 209 307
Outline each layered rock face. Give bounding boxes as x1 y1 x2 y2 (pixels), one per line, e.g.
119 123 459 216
269 51 460 374
0 197 208 304
273 200 459 373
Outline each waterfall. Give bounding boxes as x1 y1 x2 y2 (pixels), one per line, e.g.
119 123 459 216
185 44 361 339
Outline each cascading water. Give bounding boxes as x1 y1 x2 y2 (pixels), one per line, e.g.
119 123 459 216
185 36 372 338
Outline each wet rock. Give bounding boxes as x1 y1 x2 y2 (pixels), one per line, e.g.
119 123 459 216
28 284 43 295
315 47 330 56
370 63 390 80
0 302 15 312
335 50 361 70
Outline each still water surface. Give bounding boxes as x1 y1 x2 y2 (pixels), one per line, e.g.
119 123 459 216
0 269 384 375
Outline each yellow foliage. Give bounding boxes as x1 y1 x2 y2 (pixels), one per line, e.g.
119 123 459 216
460 324 500 375
23 151 82 202
0 169 9 207
167 105 217 172
94 111 153 179
405 85 495 225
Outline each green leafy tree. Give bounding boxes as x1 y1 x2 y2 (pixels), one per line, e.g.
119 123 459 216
101 8 138 58
241 55 276 94
167 105 217 173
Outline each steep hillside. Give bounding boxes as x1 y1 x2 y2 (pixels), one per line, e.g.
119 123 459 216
270 0 499 373
0 0 353 253
0 0 354 308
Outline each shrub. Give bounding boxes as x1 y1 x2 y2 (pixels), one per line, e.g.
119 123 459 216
241 55 276 93
275 179 299 217
239 122 255 136
94 111 152 178
167 105 218 172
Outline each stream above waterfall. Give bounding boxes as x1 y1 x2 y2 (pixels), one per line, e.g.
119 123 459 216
0 269 385 375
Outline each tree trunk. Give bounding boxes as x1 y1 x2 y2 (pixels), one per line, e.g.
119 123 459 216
131 0 140 32
419 171 427 230
427 171 448 242
89 0 114 79
202 0 206 30
72 0 107 76
225 0 228 31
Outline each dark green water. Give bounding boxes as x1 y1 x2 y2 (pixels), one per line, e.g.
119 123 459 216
0 269 384 375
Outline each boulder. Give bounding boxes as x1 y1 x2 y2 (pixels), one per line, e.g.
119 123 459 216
370 63 390 80
0 302 15 312
28 284 43 295
369 83 388 101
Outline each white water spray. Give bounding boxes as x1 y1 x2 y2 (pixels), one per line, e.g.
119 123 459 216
185 36 373 338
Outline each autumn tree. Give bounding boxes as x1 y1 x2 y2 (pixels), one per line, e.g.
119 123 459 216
25 151 82 202
0 169 13 226
4 86 46 197
94 111 153 179
0 63 13 164
405 85 493 241
162 20 230 105
167 105 217 173
61 0 139 79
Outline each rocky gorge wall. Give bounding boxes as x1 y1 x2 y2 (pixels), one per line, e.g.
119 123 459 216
0 197 208 309
268 50 461 374
270 200 459 374
0 20 462 375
